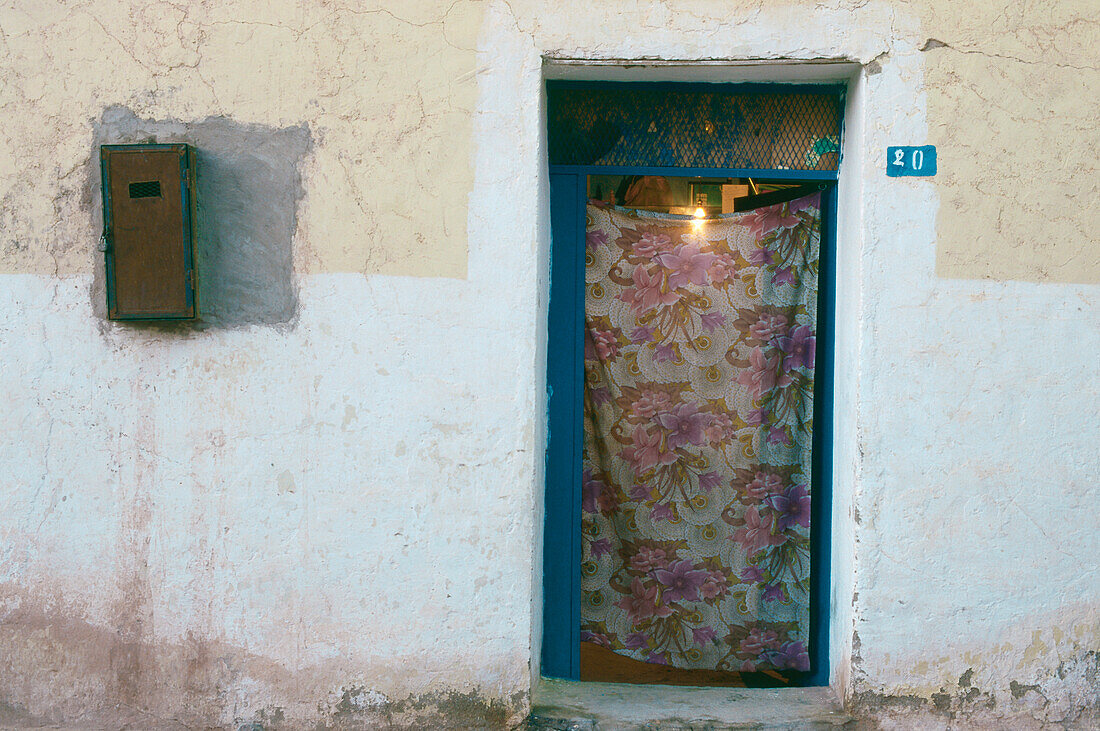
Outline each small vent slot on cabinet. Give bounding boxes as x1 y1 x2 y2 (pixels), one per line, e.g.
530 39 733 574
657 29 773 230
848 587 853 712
128 180 162 199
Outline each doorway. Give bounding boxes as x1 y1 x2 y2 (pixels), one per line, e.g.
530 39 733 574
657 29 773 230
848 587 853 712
542 82 841 688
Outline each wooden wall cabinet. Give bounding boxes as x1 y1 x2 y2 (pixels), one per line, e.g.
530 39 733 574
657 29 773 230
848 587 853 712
100 144 197 320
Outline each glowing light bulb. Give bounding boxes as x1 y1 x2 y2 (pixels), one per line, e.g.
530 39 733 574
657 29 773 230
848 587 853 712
691 207 706 232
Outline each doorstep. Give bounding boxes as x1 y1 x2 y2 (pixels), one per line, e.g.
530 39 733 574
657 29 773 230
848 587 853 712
528 677 852 730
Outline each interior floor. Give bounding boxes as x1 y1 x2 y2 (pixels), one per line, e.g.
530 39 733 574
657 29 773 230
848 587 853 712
579 642 790 688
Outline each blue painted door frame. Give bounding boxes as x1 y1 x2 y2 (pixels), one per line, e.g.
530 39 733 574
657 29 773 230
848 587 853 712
543 168 838 687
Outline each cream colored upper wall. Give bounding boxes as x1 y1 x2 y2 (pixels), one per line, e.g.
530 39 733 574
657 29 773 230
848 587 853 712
920 0 1100 282
0 0 481 278
1 0 1096 282
0 0 1097 726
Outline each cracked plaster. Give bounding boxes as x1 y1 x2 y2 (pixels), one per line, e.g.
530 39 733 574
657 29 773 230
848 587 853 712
0 0 1097 728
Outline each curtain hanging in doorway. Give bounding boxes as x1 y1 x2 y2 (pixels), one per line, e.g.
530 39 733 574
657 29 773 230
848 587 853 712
580 192 820 673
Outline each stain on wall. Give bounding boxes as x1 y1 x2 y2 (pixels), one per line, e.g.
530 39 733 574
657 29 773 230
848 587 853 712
93 107 311 327
1 0 1098 728
0 586 530 729
850 614 1100 728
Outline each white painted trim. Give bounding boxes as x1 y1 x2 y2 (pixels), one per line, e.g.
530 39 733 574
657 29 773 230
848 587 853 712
544 58 862 84
527 57 866 709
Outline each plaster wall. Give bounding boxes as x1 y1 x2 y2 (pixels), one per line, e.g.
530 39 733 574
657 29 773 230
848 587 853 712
0 0 1096 728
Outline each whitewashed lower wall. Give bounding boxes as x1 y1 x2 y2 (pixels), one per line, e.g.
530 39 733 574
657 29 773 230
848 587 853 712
1 0 1096 728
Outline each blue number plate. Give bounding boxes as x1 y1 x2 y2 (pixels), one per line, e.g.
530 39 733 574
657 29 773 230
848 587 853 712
886 145 937 177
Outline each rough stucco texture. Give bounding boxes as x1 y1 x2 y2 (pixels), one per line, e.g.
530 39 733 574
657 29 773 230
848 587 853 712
92 106 311 327
922 2 1100 283
0 0 1098 728
0 0 478 279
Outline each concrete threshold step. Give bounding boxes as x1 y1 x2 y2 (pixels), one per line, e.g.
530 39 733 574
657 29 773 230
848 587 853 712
527 677 853 730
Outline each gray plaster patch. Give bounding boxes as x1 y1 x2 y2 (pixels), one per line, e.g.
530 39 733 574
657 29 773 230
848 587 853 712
92 106 311 328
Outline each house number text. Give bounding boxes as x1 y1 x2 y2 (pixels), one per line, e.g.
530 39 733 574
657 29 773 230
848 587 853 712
886 145 937 177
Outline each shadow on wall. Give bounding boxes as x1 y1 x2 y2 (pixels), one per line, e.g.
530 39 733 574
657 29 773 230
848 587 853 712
92 106 312 329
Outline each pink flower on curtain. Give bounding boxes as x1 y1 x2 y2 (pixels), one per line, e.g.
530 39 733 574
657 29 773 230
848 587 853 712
630 546 670 573
700 572 727 600
745 407 767 426
762 584 785 603
739 627 780 656
747 247 773 266
621 425 675 472
582 468 618 515
654 559 709 602
586 229 609 250
777 324 816 371
653 342 677 364
657 243 718 289
589 538 613 558
586 328 620 360
735 347 791 400
655 402 710 450
624 632 649 650
619 265 680 314
740 565 765 583
630 324 657 342
765 483 811 531
773 266 796 288
741 205 800 239
700 311 727 331
749 313 789 341
733 506 786 553
704 413 733 444
632 231 674 258
580 630 611 648
692 626 718 646
650 503 675 521
744 471 785 500
581 468 605 513
771 641 810 671
789 193 820 215
698 471 723 492
631 390 673 419
616 578 670 624
708 253 737 283
766 425 793 446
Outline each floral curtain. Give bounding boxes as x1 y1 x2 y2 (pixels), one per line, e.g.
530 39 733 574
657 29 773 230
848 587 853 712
580 192 820 673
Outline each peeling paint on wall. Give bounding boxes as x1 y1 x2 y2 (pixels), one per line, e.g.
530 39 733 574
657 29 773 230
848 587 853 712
1 0 1097 728
850 614 1099 727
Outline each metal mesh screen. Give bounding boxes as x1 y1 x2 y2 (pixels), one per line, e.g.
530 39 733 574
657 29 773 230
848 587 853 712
547 83 844 170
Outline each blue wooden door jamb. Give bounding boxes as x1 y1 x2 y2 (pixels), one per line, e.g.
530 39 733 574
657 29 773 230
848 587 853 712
542 166 838 687
806 181 837 687
543 171 586 679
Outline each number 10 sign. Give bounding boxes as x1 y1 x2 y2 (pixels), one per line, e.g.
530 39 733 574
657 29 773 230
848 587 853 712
887 145 937 177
